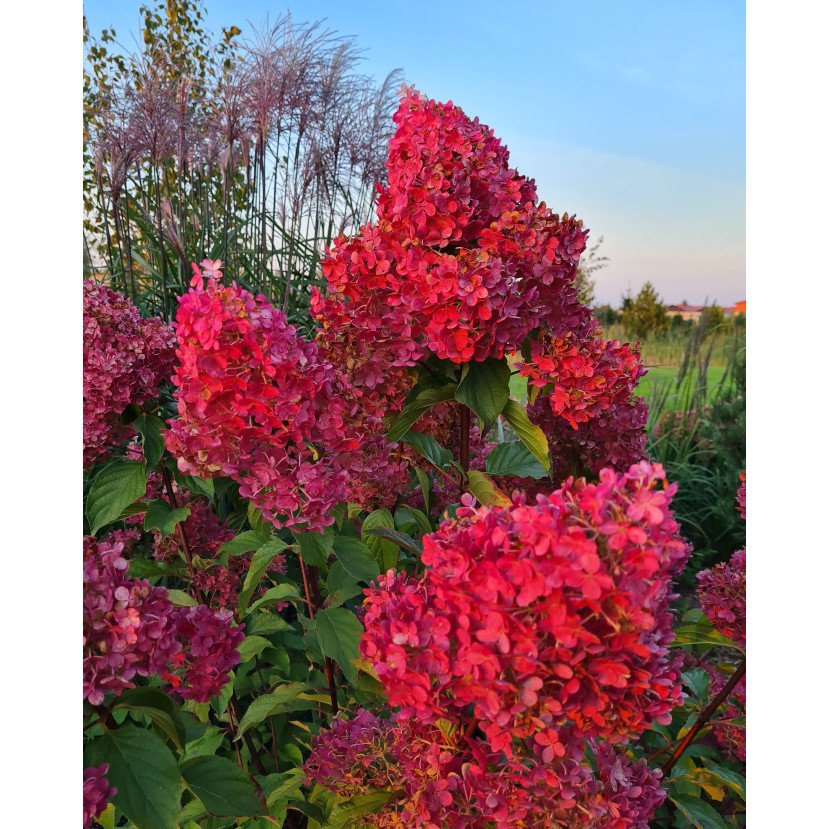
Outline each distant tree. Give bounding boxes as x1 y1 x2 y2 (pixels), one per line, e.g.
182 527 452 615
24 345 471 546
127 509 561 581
699 304 724 335
595 304 619 327
622 281 669 340
671 313 690 331
573 236 608 308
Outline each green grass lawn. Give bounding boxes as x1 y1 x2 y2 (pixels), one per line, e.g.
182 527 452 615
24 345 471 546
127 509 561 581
508 365 729 412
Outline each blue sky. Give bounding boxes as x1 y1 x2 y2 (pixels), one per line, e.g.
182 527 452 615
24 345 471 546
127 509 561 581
85 0 745 305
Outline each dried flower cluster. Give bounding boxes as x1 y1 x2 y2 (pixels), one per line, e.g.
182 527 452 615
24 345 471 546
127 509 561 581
343 461 686 825
83 281 175 467
83 534 241 705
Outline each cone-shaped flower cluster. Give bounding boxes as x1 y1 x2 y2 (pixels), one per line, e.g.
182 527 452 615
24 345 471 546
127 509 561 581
165 260 408 529
83 281 175 467
354 461 687 825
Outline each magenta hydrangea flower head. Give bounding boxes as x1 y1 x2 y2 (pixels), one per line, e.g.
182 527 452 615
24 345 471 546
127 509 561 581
83 535 181 705
737 471 746 520
83 764 116 829
163 605 243 702
696 548 746 647
83 281 175 467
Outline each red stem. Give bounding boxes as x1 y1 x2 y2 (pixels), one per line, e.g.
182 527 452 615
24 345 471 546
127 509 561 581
459 405 471 472
662 657 746 775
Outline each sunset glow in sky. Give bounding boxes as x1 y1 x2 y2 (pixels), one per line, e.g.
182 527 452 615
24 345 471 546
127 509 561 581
86 0 746 305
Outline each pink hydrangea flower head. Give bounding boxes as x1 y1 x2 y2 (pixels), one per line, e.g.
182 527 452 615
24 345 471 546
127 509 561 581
696 548 746 647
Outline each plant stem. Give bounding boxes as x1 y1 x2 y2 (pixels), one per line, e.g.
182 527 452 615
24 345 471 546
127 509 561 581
662 657 746 775
459 405 471 472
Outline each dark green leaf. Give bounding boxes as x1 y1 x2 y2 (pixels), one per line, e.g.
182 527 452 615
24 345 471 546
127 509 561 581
672 617 740 649
325 562 363 608
394 506 432 536
134 414 165 467
296 530 334 567
402 431 452 469
485 441 548 478
113 687 187 750
361 509 398 571
259 769 305 807
362 526 422 556
246 612 294 636
455 357 511 427
682 668 711 704
182 726 226 761
166 589 199 607
387 382 458 442
86 461 148 534
669 793 729 829
699 762 746 800
180 475 214 499
315 607 364 686
333 537 380 583
238 538 291 613
246 584 301 616
85 725 181 829
181 755 264 817
501 400 551 471
144 501 191 539
218 528 272 558
236 635 271 664
414 468 432 517
235 684 311 738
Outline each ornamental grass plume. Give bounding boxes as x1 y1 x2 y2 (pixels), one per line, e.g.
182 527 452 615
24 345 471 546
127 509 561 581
83 282 176 467
83 764 116 829
353 461 687 826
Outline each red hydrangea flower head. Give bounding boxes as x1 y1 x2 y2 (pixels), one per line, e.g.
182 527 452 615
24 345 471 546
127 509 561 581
519 333 646 430
315 90 594 375
83 281 175 467
165 259 363 531
362 461 689 755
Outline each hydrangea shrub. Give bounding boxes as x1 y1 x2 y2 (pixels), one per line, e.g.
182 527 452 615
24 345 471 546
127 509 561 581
83 90 745 829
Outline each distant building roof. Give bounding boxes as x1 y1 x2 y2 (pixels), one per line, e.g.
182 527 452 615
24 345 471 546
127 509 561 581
667 304 705 313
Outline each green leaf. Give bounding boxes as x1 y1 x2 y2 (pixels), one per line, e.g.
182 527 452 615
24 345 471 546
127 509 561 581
235 684 311 738
166 589 199 607
182 726 226 761
361 509 398 571
134 414 165 467
362 526 422 556
86 461 148 534
246 584 301 616
325 790 396 828
180 475 214 499
85 725 181 829
315 607 364 686
296 530 334 567
238 538 291 613
485 441 548 478
113 687 187 750
394 506 432 537
259 769 305 807
682 668 711 704
218 528 272 558
333 537 380 583
466 470 511 507
128 558 184 580
401 431 452 469
144 501 191 539
672 617 740 650
246 612 294 636
325 562 363 609
236 635 272 664
181 756 264 817
387 382 458 442
669 793 729 829
455 357 511 427
501 400 551 471
414 468 432 517
698 762 747 800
